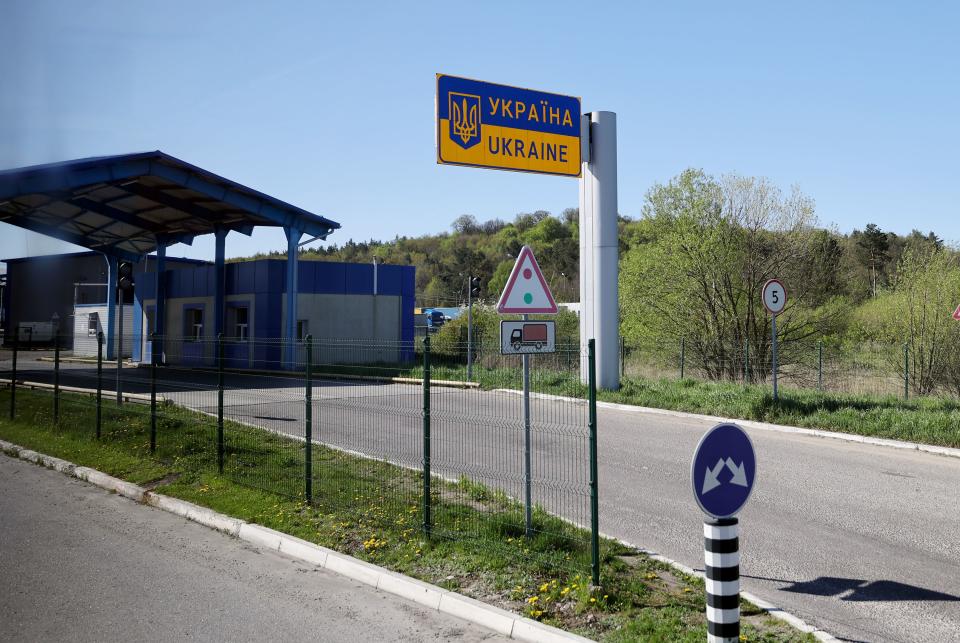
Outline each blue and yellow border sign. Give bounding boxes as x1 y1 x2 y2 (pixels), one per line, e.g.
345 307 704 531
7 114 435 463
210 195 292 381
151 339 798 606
436 74 581 178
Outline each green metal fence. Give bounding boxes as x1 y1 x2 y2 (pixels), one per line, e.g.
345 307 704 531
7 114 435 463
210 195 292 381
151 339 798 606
619 336 935 399
0 329 599 581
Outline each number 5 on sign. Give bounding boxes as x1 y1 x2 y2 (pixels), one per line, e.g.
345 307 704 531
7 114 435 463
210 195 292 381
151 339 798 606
762 279 786 315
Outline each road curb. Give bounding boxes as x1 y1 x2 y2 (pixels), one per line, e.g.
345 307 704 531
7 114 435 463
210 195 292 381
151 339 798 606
0 378 163 405
600 535 840 642
492 388 960 460
0 442 590 643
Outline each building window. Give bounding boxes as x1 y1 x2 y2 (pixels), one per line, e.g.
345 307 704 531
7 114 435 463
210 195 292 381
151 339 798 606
87 312 100 337
226 306 249 341
297 319 309 340
185 308 203 341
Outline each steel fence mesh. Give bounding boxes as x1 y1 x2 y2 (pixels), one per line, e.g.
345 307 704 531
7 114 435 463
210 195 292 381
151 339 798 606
0 331 596 575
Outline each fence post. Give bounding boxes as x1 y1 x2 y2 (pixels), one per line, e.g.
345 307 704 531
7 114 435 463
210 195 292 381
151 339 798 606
53 335 61 423
619 336 625 379
680 337 685 379
422 335 432 537
96 332 103 438
817 340 823 391
9 326 17 421
903 343 909 400
744 340 750 384
150 333 157 454
588 339 600 587
304 334 313 504
217 333 224 474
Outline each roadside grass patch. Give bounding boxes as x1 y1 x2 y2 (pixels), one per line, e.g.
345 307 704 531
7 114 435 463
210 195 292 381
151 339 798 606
0 387 811 642
390 361 960 448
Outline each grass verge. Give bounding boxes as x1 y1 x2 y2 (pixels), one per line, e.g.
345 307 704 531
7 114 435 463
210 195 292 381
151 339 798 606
0 387 809 642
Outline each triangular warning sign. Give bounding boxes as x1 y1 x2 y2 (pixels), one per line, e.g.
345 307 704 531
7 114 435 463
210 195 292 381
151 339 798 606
497 245 558 314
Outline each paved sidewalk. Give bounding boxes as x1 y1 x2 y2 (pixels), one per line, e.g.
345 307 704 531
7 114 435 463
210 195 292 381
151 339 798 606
0 454 507 643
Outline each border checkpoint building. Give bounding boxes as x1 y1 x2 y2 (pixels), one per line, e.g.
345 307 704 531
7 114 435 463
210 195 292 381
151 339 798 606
0 151 415 368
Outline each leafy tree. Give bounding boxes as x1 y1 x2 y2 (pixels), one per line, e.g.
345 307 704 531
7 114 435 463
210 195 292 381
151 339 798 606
620 169 844 381
854 223 890 297
451 215 480 235
855 246 960 394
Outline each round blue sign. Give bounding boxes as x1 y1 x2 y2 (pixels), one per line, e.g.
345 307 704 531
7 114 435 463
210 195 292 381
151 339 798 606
691 423 757 519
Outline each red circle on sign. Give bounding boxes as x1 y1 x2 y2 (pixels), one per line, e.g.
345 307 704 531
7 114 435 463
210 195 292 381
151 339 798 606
523 268 532 279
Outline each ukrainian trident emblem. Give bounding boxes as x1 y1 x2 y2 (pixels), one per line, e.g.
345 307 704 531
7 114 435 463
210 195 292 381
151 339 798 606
449 92 481 149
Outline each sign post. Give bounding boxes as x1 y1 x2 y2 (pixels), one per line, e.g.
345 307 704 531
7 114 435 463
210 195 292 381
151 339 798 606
761 279 786 401
691 423 757 643
436 74 618 391
497 245 558 537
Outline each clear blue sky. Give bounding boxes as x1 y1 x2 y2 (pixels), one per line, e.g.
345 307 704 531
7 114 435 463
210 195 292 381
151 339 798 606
1 0 957 262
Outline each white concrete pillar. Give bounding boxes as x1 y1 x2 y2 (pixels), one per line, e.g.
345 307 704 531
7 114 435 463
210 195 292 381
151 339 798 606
579 111 619 389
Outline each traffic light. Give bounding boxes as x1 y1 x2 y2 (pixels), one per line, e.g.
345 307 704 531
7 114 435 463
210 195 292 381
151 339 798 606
470 276 482 298
118 261 135 294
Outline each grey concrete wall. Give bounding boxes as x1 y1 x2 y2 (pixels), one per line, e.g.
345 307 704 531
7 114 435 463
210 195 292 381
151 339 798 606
72 304 133 357
283 293 403 364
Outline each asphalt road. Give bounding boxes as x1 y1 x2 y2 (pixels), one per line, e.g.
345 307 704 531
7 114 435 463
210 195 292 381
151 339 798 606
6 358 960 642
0 452 507 643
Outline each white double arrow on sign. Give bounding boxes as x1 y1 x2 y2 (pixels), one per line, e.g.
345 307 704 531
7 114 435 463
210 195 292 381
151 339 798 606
702 458 749 494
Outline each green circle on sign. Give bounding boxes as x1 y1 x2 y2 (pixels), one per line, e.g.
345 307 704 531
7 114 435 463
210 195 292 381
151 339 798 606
523 293 533 304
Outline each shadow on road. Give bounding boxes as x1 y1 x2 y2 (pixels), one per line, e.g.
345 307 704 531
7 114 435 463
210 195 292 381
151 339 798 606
781 576 960 602
741 573 960 602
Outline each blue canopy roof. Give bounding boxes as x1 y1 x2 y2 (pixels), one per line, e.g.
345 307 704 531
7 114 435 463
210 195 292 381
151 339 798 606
0 151 340 261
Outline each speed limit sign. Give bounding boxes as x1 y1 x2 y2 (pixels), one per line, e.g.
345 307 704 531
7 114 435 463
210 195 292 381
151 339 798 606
762 279 787 315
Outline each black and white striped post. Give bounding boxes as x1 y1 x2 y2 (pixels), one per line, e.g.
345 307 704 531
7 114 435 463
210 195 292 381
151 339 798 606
704 517 740 642
691 423 756 643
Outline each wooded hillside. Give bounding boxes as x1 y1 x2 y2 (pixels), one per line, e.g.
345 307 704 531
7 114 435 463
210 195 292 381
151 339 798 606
243 168 960 391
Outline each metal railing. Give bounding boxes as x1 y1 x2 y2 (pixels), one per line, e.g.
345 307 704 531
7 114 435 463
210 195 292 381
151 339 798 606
0 330 600 581
619 337 935 399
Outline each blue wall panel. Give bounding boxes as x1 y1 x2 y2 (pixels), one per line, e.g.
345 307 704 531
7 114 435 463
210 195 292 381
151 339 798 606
402 266 416 296
141 259 416 368
270 261 286 293
299 260 316 292
238 261 255 294
325 261 346 294
204 266 215 296
377 265 401 295
137 276 157 300
253 261 268 293
132 295 143 361
344 263 374 295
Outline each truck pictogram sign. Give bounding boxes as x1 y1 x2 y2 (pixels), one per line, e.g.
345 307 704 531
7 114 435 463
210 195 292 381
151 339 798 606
500 320 556 355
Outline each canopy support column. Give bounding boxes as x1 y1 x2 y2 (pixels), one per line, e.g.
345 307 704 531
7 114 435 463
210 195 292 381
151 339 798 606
155 244 166 364
105 255 118 360
214 228 228 340
284 227 301 369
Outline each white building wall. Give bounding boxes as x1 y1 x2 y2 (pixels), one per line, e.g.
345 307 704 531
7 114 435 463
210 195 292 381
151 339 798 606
72 304 134 358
